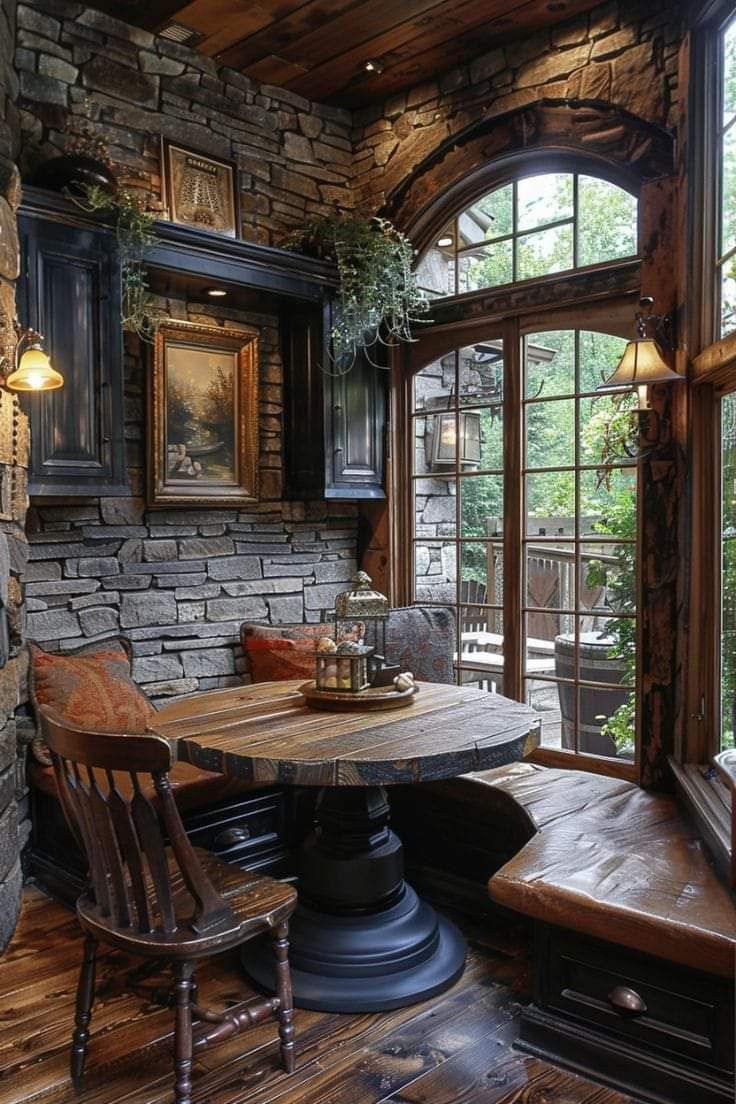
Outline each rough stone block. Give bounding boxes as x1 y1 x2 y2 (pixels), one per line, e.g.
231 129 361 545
208 555 261 581
0 859 22 954
143 539 177 562
120 591 176 628
132 654 183 682
78 606 120 637
38 53 78 83
145 677 199 697
178 601 205 623
77 556 120 577
206 596 267 621
27 608 80 641
155 573 206 589
267 596 304 623
182 648 235 677
19 69 68 106
180 536 235 559
100 497 145 525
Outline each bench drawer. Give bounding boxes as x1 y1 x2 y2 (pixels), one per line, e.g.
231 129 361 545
537 925 734 1074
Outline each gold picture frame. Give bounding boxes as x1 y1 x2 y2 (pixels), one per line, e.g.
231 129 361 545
148 321 259 507
161 139 240 238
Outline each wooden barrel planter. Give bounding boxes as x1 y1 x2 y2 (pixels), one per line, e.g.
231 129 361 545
554 632 629 757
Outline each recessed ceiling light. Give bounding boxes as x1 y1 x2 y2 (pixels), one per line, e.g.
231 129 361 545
363 58 385 74
205 287 227 297
437 235 454 248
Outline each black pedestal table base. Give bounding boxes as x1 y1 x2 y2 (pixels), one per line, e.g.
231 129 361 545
240 784 467 1012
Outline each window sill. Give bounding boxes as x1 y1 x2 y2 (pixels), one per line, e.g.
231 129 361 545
669 756 732 886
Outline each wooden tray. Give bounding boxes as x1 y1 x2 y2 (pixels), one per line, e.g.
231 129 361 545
299 681 419 712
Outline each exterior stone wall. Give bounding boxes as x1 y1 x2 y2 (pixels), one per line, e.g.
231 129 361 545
0 0 29 952
351 0 683 217
15 0 353 245
25 302 358 702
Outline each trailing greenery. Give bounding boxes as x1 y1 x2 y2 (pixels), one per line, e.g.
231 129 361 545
68 183 160 342
286 214 429 373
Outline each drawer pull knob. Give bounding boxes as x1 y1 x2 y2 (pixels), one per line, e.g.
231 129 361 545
607 985 647 1016
213 827 251 849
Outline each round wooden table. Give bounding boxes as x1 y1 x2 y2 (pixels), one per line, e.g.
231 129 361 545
154 680 538 1013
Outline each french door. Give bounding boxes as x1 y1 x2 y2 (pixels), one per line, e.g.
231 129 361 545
399 314 639 772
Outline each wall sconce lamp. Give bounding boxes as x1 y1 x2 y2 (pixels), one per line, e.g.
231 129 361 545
597 296 681 438
0 317 63 392
427 410 482 470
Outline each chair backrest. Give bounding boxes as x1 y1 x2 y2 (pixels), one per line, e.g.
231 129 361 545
40 708 234 938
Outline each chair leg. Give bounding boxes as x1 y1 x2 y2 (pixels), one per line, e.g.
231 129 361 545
71 933 97 1084
173 961 195 1104
272 921 295 1074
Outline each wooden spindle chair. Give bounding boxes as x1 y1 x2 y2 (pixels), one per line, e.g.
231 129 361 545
40 707 298 1104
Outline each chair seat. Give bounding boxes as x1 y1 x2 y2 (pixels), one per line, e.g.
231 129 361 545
28 758 258 813
77 846 297 958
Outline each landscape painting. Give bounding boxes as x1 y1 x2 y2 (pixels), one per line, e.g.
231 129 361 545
149 321 259 506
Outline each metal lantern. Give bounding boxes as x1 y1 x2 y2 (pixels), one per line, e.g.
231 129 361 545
315 639 373 693
335 571 389 658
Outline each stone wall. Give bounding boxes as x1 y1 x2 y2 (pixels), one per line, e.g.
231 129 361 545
25 302 358 702
15 0 353 245
0 0 29 952
351 0 683 217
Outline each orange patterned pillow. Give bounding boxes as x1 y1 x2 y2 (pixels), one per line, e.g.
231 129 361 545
28 639 155 762
241 623 334 683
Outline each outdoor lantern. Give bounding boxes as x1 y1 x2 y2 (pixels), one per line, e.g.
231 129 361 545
315 638 373 693
333 570 399 687
430 411 482 469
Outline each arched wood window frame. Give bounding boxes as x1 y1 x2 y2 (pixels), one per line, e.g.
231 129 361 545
382 107 679 787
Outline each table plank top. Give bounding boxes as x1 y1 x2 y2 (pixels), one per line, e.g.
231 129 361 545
152 680 539 787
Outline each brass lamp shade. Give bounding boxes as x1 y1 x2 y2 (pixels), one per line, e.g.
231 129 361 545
598 338 681 391
6 346 64 392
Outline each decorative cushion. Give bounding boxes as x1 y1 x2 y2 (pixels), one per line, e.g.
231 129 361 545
28 638 156 763
241 607 456 685
241 622 333 683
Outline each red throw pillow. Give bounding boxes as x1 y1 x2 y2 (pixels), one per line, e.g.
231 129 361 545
28 638 156 763
241 623 334 683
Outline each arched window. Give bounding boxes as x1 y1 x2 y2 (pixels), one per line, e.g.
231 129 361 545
398 165 642 778
415 172 638 299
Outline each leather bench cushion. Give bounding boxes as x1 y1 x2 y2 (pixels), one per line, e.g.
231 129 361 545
484 766 736 978
28 757 249 814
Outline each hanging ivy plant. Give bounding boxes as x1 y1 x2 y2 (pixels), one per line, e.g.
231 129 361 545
286 214 430 374
68 183 161 342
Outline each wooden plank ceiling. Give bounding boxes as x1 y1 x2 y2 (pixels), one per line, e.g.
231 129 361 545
92 0 604 107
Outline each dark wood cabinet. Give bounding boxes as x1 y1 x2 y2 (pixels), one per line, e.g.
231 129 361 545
18 213 127 496
283 304 386 500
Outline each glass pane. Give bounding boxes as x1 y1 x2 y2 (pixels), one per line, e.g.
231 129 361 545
525 542 575 611
413 414 435 475
525 330 575 398
458 241 513 292
724 17 736 125
460 184 513 243
517 173 573 232
458 343 504 406
415 241 455 297
721 392 736 750
721 260 736 336
413 354 454 413
578 176 637 266
414 476 456 539
525 678 564 748
579 543 636 614
525 398 575 468
579 391 637 465
580 466 637 538
460 606 504 694
525 471 575 535
721 122 736 257
517 223 574 281
460 541 503 602
414 542 456 604
578 330 628 393
461 476 503 538
577 685 635 760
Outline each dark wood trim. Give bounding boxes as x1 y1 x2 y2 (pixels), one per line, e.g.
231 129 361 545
529 747 637 782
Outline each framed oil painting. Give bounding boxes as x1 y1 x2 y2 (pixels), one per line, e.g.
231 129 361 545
148 321 259 507
161 139 240 238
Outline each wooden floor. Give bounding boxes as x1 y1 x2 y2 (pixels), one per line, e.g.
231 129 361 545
0 886 637 1104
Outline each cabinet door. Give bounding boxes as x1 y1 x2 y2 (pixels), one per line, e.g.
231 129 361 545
282 304 325 500
327 345 386 499
19 216 126 495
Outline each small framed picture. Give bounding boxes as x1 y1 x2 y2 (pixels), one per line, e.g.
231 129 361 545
161 139 240 238
148 321 259 507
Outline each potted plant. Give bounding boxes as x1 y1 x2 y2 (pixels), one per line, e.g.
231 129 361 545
33 119 117 197
285 214 429 373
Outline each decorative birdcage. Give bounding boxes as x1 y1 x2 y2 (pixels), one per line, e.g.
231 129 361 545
335 570 389 657
314 638 373 693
